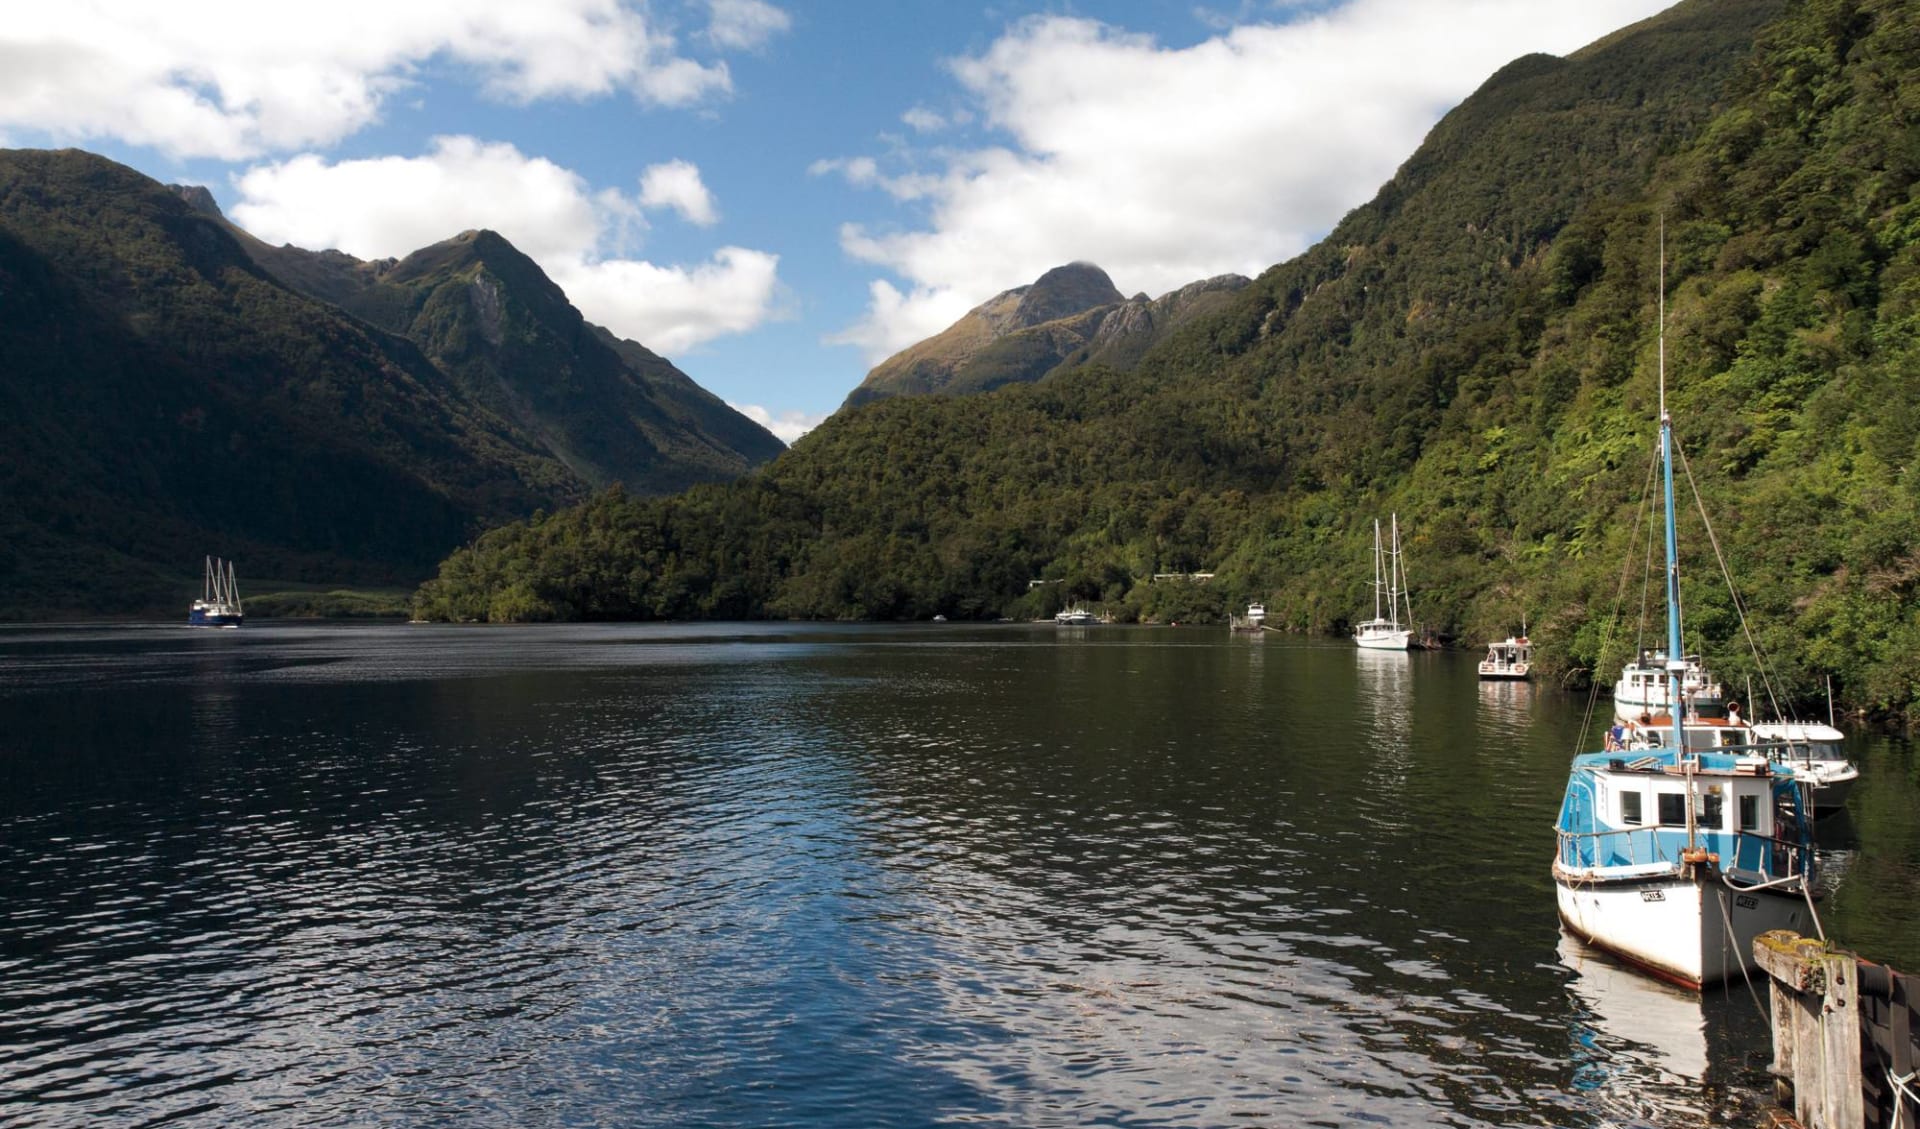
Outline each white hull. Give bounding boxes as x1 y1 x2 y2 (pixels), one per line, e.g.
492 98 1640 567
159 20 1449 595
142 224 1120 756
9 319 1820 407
1355 628 1410 650
1553 866 1811 989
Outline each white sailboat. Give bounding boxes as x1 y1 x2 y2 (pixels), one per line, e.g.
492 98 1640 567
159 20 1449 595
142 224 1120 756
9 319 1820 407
188 556 244 628
1551 242 1818 990
1354 514 1413 650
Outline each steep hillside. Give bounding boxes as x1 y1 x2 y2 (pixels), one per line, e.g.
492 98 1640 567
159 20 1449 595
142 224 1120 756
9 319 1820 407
411 0 1920 719
0 149 779 615
206 197 785 494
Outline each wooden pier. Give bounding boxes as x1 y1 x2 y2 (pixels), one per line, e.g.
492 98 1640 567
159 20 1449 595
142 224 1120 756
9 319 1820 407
1754 931 1919 1129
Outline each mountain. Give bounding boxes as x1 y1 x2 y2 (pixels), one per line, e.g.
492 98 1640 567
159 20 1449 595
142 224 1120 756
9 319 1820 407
412 0 1920 721
842 262 1248 408
0 149 780 616
237 226 783 495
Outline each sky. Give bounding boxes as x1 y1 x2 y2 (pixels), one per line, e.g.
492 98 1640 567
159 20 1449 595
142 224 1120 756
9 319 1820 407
0 0 1677 443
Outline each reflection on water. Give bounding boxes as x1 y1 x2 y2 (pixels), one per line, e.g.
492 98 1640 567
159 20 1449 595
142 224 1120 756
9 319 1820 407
1558 932 1775 1128
0 623 1911 1127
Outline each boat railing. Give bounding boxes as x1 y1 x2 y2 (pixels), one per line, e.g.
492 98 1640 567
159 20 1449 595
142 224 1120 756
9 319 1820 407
1557 824 1807 883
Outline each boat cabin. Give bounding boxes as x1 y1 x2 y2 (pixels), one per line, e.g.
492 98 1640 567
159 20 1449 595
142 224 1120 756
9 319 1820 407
1477 636 1532 680
1558 750 1810 886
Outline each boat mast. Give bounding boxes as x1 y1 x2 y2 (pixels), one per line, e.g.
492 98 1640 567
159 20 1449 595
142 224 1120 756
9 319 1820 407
1657 222 1698 849
1391 513 1411 632
1372 519 1385 623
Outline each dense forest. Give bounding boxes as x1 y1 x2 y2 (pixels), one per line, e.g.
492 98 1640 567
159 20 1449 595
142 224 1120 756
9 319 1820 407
412 0 1920 722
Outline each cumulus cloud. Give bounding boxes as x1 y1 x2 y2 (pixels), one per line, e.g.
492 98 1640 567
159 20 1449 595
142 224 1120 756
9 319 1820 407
705 0 792 51
0 1 757 160
231 137 782 354
639 159 719 226
825 0 1671 362
727 403 823 444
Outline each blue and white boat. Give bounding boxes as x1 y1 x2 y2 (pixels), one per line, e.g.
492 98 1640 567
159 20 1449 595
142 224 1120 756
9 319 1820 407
1551 264 1818 990
188 556 244 628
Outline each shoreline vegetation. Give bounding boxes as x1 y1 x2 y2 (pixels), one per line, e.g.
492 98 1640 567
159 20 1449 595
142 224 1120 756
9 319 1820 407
404 0 1920 727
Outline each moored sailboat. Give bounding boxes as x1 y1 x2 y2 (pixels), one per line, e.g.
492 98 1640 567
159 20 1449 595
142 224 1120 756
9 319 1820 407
1354 515 1413 650
188 556 244 628
1551 250 1819 990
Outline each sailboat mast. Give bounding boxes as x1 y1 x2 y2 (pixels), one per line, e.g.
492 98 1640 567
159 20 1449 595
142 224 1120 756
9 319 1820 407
1372 519 1384 622
1392 513 1411 631
1657 223 1697 848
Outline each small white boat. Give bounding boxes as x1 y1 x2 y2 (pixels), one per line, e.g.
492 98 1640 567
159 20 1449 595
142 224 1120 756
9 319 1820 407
1230 602 1267 632
1054 607 1098 626
1606 709 1858 818
1746 720 1857 814
1613 649 1725 721
1478 635 1531 681
188 556 244 628
1354 514 1413 650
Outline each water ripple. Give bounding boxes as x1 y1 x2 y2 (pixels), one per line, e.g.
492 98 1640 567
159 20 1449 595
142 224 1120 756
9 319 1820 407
0 625 1889 1125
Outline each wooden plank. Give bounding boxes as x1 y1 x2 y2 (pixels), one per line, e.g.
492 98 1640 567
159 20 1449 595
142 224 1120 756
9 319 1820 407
1756 929 1830 993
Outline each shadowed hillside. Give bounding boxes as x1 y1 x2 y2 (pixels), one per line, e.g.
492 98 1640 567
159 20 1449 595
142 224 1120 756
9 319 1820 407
0 150 781 616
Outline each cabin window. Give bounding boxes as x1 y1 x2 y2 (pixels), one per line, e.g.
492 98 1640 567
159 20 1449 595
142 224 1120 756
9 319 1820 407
1739 795 1760 832
1656 793 1687 826
1620 792 1644 825
1698 792 1724 830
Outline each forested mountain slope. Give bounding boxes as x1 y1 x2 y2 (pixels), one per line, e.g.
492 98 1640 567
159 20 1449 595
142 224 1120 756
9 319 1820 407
412 0 1920 720
0 151 779 615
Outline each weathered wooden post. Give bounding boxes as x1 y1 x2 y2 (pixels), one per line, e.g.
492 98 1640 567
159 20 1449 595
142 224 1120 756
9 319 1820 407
1754 930 1863 1129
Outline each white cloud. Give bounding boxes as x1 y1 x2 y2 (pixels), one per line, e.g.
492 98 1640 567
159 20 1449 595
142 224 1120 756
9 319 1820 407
552 248 783 355
901 107 948 133
639 159 719 226
827 0 1672 362
231 138 783 354
705 0 792 51
0 1 748 160
727 403 823 444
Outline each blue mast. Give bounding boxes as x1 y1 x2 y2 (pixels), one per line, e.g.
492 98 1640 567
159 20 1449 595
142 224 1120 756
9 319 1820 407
1657 224 1697 847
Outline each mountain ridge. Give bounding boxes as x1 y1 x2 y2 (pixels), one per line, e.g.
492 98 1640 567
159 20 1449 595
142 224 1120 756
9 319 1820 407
844 261 1249 409
0 148 781 615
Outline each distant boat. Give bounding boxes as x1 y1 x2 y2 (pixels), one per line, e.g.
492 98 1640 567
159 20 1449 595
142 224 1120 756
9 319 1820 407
1613 648 1725 722
1054 607 1098 626
1478 635 1532 681
188 556 244 628
1354 515 1412 650
1230 601 1267 632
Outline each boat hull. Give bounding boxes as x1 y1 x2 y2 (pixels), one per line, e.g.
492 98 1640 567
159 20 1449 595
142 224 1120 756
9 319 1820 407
1553 866 1811 989
187 610 243 628
1354 628 1410 650
1477 665 1529 681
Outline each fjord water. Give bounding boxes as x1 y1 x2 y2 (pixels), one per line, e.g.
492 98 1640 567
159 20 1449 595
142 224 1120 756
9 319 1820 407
2 624 1915 1127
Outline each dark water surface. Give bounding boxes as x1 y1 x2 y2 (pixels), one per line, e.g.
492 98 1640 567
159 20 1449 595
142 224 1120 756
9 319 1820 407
1 622 1914 1127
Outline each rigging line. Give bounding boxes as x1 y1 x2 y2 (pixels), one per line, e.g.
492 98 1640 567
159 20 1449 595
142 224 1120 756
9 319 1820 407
1635 445 1659 662
1580 451 1659 753
1714 885 1771 1021
1669 434 1791 721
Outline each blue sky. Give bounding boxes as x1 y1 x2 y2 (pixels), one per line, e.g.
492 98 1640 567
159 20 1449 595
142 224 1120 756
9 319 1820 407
1 0 1673 441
